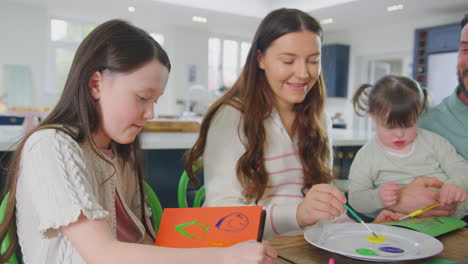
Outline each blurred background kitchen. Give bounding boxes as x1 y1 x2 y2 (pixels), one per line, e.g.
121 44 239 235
1 0 468 207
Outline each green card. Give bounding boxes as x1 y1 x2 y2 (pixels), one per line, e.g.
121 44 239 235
383 216 467 237
420 259 455 264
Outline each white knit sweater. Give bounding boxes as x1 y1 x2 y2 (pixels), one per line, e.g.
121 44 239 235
16 128 146 264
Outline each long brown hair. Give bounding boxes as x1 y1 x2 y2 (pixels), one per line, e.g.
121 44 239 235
0 19 170 262
184 8 331 203
352 75 428 127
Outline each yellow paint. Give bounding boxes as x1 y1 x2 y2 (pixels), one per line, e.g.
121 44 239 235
366 235 387 243
209 240 239 247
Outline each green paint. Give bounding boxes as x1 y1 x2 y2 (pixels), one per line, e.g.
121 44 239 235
355 248 379 256
174 220 210 239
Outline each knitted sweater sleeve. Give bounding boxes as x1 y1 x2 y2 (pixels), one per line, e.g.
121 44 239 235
203 105 300 239
19 129 109 237
348 143 384 214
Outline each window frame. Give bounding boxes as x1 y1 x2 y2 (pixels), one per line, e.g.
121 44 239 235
207 34 251 91
46 17 96 96
46 18 165 98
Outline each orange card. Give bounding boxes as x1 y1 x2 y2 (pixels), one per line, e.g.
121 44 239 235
155 206 265 248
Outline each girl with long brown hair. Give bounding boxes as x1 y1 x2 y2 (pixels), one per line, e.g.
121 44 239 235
0 19 276 264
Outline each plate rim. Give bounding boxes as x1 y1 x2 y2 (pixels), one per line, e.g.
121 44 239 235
303 223 444 261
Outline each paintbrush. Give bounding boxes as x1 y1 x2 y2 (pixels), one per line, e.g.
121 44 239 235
344 204 379 238
398 202 441 221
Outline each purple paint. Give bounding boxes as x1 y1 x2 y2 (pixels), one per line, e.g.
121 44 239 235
379 246 404 253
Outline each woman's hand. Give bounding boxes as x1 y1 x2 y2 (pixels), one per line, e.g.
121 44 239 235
373 209 405 223
222 241 277 264
440 183 467 205
378 182 401 207
296 184 347 228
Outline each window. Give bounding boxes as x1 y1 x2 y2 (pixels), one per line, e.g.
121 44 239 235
49 19 95 95
208 37 251 91
150 33 165 46
48 19 165 97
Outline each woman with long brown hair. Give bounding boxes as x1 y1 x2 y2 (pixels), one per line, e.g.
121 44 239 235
185 8 350 238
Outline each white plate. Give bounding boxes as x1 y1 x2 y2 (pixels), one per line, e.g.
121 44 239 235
304 223 443 262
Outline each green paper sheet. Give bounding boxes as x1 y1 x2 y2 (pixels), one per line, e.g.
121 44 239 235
420 259 455 264
383 216 467 237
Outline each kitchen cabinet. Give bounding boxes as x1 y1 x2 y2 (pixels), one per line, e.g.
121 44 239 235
333 146 361 180
412 23 460 87
426 24 460 54
322 44 350 98
143 149 202 208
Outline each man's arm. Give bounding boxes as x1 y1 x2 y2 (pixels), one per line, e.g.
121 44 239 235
389 177 456 217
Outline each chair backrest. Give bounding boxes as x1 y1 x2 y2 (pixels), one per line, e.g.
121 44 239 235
177 164 205 208
143 182 163 235
0 193 20 264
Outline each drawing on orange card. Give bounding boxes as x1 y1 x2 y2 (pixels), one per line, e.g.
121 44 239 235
216 212 249 232
174 220 210 239
155 206 264 248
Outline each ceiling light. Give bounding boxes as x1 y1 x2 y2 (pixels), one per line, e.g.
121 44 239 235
128 6 136 12
387 4 403 12
192 16 207 23
320 18 334 25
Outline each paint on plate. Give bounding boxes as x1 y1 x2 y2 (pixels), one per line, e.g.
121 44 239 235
367 235 387 243
378 246 404 253
355 248 379 256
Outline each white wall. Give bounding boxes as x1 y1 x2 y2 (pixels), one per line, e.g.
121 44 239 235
322 10 468 130
152 0 269 18
0 1 48 106
157 26 209 115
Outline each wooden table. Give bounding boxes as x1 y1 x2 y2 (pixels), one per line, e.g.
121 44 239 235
270 228 468 264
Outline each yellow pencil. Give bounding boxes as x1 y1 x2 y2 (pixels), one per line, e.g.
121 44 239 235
399 202 442 221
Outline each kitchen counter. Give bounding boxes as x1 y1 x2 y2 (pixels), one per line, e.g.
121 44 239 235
0 127 367 208
330 129 371 146
0 127 371 151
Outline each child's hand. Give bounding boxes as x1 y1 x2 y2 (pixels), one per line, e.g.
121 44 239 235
223 241 277 264
373 209 405 223
379 182 401 207
296 184 347 228
439 183 467 205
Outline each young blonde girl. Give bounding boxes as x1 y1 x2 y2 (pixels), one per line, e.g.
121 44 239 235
0 19 276 264
349 75 468 218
